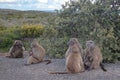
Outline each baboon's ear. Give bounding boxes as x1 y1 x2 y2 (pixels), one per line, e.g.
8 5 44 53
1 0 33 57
13 40 18 46
14 40 17 43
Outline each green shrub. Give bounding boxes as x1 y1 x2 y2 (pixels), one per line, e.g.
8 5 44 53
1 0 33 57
55 0 120 63
0 26 21 52
0 37 13 52
0 26 6 30
19 24 44 38
37 37 69 58
42 26 58 38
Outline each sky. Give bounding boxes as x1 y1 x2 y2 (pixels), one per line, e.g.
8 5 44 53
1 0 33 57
0 0 70 11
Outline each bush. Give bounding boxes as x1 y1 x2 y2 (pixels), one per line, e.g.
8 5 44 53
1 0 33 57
37 37 69 58
98 28 120 63
0 37 13 52
19 24 44 38
0 26 21 52
42 26 58 38
56 0 120 63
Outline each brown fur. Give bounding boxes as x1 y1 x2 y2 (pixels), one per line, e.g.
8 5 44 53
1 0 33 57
6 40 25 58
83 40 107 71
49 38 84 74
26 40 51 65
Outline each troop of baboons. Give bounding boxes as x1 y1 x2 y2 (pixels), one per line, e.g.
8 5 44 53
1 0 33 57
5 38 107 74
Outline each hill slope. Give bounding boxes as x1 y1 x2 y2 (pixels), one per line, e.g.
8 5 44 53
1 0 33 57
0 9 56 27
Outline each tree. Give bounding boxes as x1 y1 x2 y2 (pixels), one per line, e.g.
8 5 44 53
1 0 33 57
57 0 120 62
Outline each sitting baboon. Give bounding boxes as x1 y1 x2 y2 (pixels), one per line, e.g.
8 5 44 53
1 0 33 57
83 40 107 71
6 40 25 58
65 38 84 58
49 38 84 74
26 40 51 65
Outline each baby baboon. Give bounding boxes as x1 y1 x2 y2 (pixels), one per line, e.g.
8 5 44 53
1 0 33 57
6 40 25 58
84 40 107 71
26 40 51 65
49 38 84 74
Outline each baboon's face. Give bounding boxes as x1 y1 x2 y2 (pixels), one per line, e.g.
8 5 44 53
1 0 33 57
31 41 39 48
14 40 23 47
67 38 78 46
86 40 95 49
31 43 35 48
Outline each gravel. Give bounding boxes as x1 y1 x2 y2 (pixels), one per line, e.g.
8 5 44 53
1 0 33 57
0 56 120 80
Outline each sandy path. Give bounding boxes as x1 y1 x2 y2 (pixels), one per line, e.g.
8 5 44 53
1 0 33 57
0 54 120 80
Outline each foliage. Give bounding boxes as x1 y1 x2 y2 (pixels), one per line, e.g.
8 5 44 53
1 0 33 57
0 37 13 49
56 0 120 63
0 0 119 63
37 37 69 58
42 26 58 38
0 24 58 52
0 9 55 27
19 24 44 38
0 27 22 51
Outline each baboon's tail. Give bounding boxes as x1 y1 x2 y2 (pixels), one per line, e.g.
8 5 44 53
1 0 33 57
6 55 12 58
43 60 52 64
100 62 107 72
49 71 68 74
6 56 10 58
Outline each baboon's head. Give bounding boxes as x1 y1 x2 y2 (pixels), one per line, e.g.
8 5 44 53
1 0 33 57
67 38 79 46
13 40 23 47
31 39 39 48
86 40 95 49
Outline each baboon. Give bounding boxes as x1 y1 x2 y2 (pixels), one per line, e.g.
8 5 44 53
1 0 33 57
49 38 84 74
65 38 84 58
6 40 25 58
83 40 107 71
25 40 51 65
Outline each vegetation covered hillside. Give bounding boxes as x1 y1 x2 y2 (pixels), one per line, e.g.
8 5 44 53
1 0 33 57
0 0 120 63
0 9 57 53
0 9 56 27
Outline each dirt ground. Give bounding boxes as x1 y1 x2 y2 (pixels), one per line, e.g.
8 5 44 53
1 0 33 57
0 53 120 80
